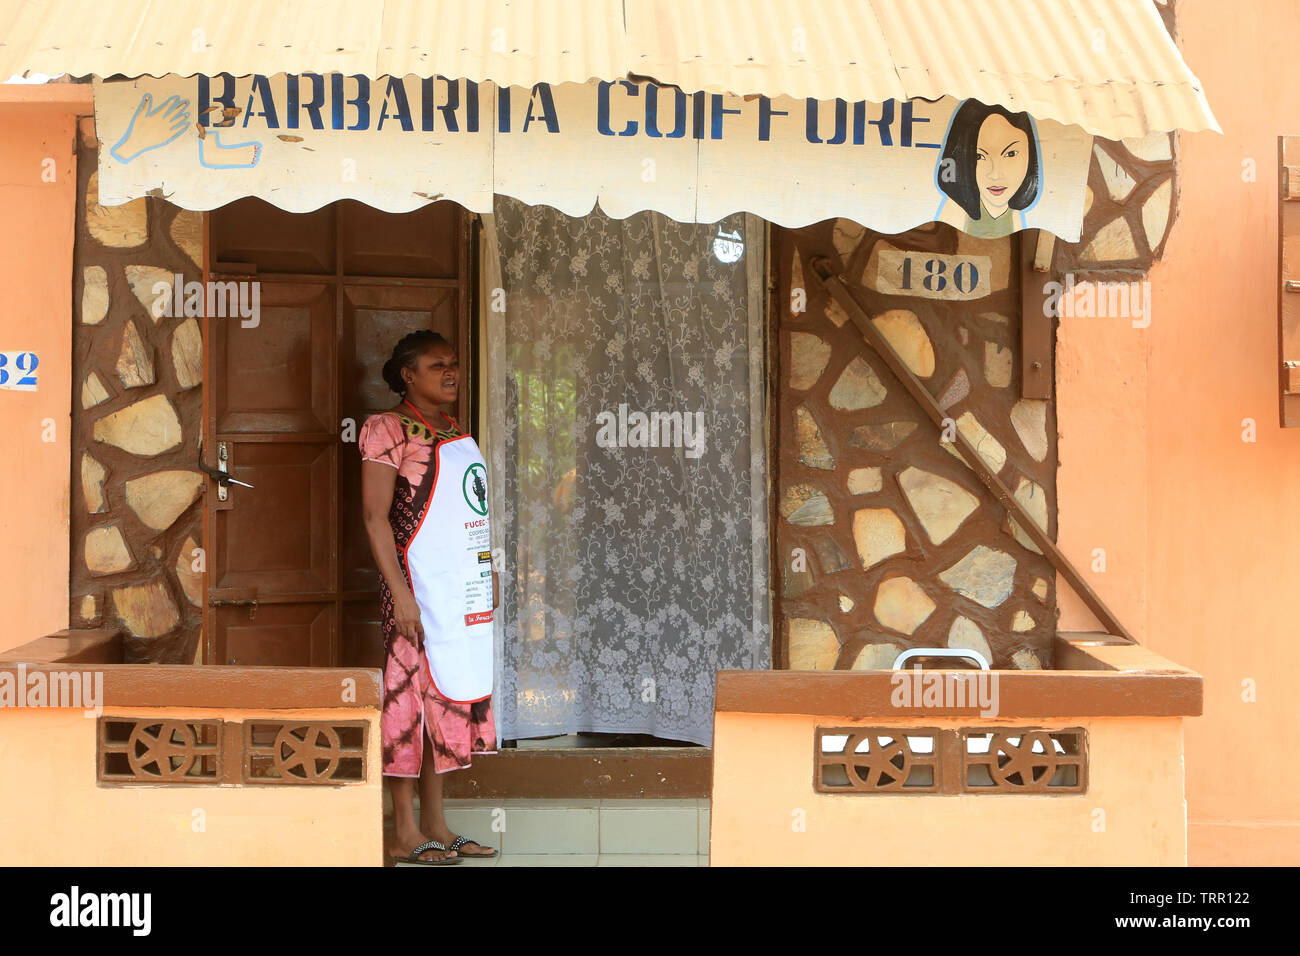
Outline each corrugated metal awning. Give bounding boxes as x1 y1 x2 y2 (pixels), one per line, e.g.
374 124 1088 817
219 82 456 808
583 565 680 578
1 0 1217 139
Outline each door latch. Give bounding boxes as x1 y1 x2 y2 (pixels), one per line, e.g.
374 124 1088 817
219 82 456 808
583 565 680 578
198 439 255 502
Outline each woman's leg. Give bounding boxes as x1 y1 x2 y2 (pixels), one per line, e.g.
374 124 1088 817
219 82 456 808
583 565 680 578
419 733 495 856
387 772 456 862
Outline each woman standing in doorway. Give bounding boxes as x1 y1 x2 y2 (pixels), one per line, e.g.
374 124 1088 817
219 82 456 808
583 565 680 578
359 329 498 865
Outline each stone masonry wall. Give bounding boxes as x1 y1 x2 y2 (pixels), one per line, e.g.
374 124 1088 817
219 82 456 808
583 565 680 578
776 221 1058 670
71 118 205 663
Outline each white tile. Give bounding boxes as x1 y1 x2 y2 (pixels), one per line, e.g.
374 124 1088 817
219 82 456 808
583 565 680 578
596 854 702 867
599 804 699 854
497 854 598 867
499 806 599 854
698 807 711 854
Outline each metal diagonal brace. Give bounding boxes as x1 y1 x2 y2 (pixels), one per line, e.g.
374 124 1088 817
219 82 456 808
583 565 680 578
807 256 1135 644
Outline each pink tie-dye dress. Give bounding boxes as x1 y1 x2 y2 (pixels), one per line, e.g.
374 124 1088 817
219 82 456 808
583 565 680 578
358 408 497 777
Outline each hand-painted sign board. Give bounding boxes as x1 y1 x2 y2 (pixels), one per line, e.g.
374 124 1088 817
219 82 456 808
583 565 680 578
95 75 1093 239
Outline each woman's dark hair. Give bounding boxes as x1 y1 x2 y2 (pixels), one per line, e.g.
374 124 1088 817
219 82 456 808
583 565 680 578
382 330 451 395
937 99 1040 221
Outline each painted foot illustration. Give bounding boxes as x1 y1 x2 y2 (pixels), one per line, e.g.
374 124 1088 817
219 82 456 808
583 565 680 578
199 130 262 169
110 93 191 163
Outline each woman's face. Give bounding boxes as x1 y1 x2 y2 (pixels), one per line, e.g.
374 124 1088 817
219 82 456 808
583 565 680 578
974 113 1029 217
403 342 459 406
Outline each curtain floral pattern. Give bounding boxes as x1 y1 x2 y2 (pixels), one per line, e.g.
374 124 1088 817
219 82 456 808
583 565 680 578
486 197 769 746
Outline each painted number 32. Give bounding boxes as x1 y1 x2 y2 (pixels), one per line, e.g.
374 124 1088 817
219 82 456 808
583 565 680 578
900 256 980 294
0 351 39 391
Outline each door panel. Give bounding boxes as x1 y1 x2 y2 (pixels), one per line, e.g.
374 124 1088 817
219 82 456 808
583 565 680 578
213 441 332 593
219 602 333 667
210 198 335 274
204 199 473 667
214 283 334 434
339 200 462 277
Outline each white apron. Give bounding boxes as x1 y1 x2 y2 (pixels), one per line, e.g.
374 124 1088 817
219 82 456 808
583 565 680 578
402 404 494 703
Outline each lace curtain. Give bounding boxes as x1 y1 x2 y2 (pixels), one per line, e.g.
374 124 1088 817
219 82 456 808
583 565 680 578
483 196 770 746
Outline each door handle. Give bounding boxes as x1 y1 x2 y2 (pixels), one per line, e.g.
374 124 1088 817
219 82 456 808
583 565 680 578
198 439 255 501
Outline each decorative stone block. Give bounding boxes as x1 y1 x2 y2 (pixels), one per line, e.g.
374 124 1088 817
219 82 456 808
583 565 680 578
81 453 108 513
1122 131 1173 162
947 616 992 664
781 483 832 524
79 594 99 622
897 466 979 545
86 171 147 248
93 395 182 456
170 209 203 270
1011 399 1049 462
847 466 883 494
873 576 935 635
853 508 906 569
1011 649 1042 670
936 367 970 411
1032 577 1049 602
838 594 855 613
871 310 935 377
81 372 111 410
795 406 834 469
82 266 109 325
943 411 1007 473
85 525 133 575
832 218 864 268
116 320 155 388
1008 478 1049 554
1094 144 1136 201
848 420 917 452
828 356 887 410
172 317 203 389
111 579 180 639
813 537 853 574
939 546 1017 609
125 265 175 322
984 341 1013 388
851 641 902 670
789 332 831 390
1142 179 1173 252
1012 610 1036 632
1079 217 1138 263
125 470 204 530
788 618 840 670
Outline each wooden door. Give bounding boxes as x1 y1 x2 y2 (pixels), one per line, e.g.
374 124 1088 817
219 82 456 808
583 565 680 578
202 199 472 667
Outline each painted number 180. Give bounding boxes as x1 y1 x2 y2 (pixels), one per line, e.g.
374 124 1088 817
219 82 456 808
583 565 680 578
0 351 39 391
899 256 981 295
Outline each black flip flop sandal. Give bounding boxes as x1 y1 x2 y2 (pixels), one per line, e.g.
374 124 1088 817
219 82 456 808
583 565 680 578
392 839 462 865
449 835 498 859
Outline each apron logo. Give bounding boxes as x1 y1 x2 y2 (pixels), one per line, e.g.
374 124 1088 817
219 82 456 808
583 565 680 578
463 463 488 515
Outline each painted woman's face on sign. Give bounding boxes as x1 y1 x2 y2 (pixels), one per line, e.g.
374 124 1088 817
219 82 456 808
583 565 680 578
975 113 1030 218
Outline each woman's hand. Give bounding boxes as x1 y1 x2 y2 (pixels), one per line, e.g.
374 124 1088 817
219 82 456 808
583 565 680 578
393 592 425 644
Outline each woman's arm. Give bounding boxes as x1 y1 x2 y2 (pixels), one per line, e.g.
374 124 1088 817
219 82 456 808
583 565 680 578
361 460 424 643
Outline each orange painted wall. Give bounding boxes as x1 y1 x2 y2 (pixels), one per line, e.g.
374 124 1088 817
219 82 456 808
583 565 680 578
0 92 83 653
0 706 382 866
711 713 1188 866
1056 0 1300 864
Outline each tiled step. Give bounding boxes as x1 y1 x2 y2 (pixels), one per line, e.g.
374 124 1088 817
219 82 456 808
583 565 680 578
392 797 710 857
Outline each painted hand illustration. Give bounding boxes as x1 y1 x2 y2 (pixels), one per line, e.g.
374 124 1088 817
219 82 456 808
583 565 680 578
110 93 192 164
198 129 263 169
